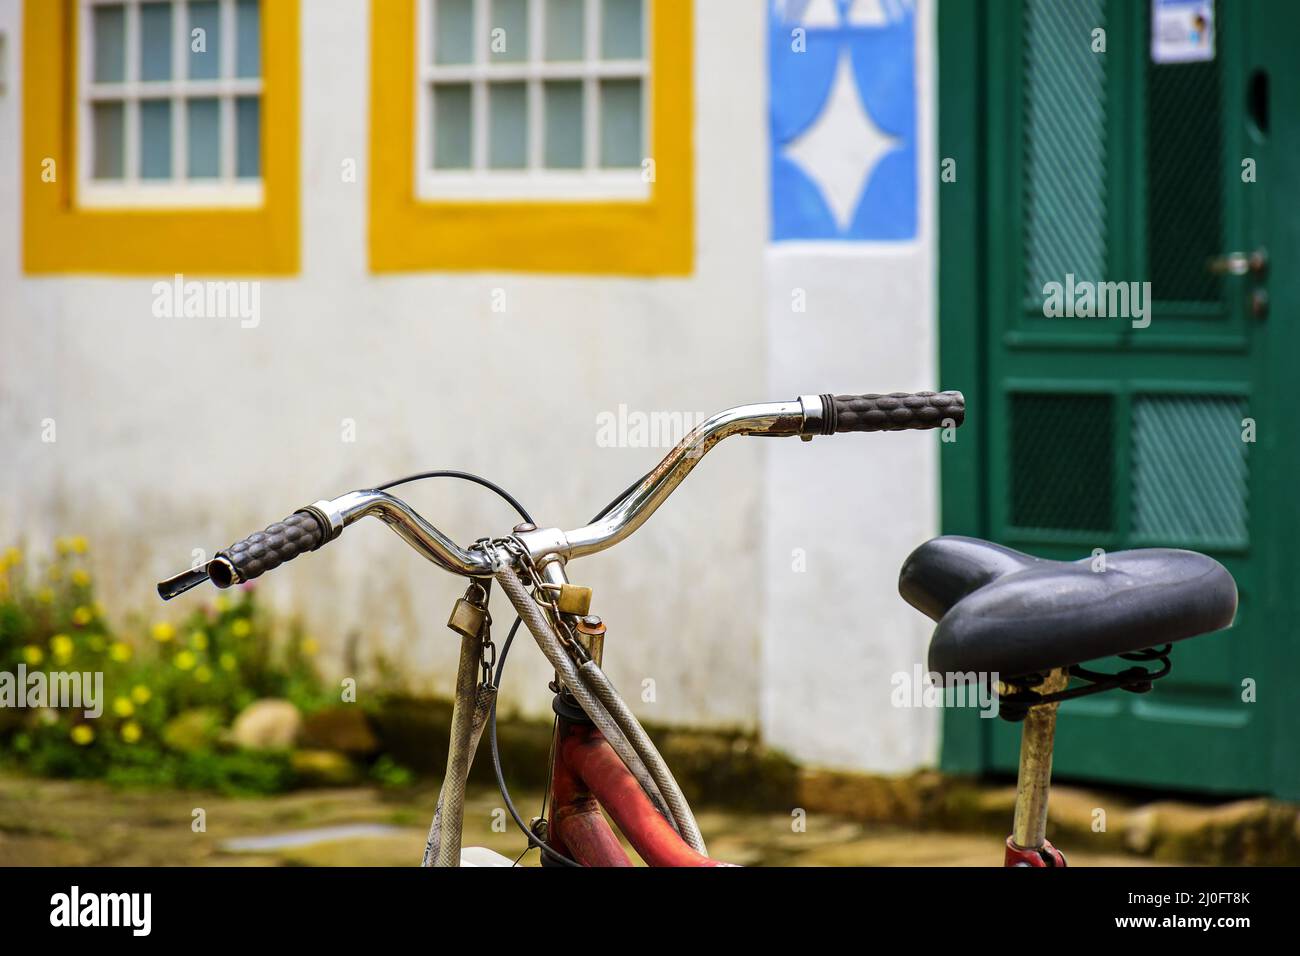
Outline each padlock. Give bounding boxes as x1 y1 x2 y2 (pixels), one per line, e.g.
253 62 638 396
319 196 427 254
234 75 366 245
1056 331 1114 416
555 583 593 617
447 596 487 640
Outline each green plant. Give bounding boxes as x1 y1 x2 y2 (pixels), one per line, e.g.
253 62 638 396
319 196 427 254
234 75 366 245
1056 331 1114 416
0 540 327 794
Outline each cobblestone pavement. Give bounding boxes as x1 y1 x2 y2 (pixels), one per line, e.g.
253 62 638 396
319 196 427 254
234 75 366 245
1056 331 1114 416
0 773 1155 866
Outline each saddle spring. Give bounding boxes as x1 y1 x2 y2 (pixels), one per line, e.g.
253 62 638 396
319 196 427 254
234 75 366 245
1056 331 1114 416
997 645 1174 722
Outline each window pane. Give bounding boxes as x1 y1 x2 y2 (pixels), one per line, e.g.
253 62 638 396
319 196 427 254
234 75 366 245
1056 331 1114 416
187 1 221 80
599 79 641 167
601 0 642 59
91 101 125 179
544 81 583 168
187 97 221 177
140 100 173 178
488 82 527 169
432 84 472 168
236 96 260 177
140 3 173 82
545 0 583 61
489 0 528 62
236 0 261 78
434 0 473 65
92 5 126 83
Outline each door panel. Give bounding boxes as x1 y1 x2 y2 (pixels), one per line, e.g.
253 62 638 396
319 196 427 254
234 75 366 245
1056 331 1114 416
939 0 1294 796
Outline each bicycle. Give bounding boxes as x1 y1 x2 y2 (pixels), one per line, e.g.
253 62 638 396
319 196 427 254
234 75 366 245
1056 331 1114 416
158 390 1236 867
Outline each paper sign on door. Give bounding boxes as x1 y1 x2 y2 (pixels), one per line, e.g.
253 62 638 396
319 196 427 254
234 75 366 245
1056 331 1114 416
1151 0 1215 64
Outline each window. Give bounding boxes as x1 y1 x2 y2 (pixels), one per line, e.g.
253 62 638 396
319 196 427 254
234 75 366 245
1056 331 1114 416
23 0 299 274
370 0 692 274
418 0 649 200
79 0 265 207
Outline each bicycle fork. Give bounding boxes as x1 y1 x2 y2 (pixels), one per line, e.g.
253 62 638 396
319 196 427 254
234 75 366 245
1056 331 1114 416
1004 668 1069 867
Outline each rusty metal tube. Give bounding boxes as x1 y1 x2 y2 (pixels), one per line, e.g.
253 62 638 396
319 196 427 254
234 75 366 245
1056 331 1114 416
492 564 677 828
1010 668 1069 850
577 659 706 855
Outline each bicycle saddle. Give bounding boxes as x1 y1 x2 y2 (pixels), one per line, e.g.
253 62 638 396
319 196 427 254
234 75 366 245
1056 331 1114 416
898 536 1237 680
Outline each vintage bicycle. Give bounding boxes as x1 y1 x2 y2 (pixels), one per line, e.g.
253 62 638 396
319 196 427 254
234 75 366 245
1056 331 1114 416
159 390 1236 867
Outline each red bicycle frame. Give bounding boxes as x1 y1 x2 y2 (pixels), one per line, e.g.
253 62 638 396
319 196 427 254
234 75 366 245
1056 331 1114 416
546 715 727 867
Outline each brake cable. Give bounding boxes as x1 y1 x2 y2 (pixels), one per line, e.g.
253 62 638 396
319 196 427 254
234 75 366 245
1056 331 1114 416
379 467 659 867
369 469 578 866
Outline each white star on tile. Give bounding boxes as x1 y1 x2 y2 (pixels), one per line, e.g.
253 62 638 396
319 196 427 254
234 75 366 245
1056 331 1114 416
782 48 901 233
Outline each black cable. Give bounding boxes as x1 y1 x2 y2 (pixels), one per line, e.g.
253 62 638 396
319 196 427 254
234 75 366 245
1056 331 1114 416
482 475 646 866
490 618 578 867
378 467 644 867
371 469 576 864
590 469 652 523
376 469 534 525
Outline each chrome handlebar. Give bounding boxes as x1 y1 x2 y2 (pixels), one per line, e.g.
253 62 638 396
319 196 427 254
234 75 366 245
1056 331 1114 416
159 396 841 597
318 398 815 575
309 489 497 576
513 399 809 564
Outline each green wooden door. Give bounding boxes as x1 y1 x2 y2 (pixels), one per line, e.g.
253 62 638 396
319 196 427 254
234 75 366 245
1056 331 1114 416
938 0 1300 798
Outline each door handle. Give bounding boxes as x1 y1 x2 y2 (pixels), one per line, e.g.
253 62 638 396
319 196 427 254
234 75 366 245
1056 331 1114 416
1205 248 1268 277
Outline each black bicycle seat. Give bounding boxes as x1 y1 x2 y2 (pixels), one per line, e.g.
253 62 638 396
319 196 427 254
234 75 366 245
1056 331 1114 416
898 536 1237 680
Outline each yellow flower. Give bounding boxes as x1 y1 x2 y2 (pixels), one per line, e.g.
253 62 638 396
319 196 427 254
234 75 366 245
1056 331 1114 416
120 721 142 744
191 631 209 650
70 725 94 746
36 587 54 604
195 666 213 684
230 619 251 638
214 595 231 613
72 605 93 626
3 547 21 566
55 537 72 556
218 652 238 672
72 569 91 588
174 650 197 671
300 638 320 656
22 645 44 666
93 600 106 617
71 536 89 555
50 634 74 662
151 621 176 642
112 696 134 718
131 684 152 705
109 642 133 663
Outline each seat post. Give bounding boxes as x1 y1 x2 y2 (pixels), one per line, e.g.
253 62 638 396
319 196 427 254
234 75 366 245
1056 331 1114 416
1008 668 1069 861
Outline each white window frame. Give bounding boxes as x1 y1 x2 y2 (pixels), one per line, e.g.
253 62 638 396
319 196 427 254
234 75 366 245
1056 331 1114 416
77 0 264 209
416 0 652 202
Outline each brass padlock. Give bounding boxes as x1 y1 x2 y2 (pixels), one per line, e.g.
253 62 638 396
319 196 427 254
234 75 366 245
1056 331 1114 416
555 583 593 617
447 596 487 640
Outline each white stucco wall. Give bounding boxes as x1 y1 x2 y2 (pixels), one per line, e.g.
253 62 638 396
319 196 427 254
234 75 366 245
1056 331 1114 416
0 0 940 773
760 0 940 772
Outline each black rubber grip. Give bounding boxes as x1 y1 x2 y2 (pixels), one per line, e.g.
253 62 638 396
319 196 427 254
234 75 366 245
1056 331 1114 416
213 511 328 585
830 391 964 433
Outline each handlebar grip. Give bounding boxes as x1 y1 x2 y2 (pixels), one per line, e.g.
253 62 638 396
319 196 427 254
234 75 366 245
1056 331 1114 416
829 391 964 433
210 510 331 587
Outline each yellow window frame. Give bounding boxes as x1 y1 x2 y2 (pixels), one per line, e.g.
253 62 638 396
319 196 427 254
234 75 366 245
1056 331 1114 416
23 0 300 275
370 0 693 275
